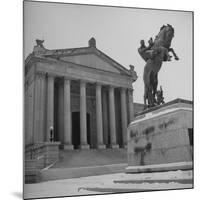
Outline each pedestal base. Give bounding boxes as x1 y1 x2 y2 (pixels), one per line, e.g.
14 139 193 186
63 144 74 150
127 100 193 167
97 144 106 149
79 144 90 149
123 144 127 149
110 144 119 149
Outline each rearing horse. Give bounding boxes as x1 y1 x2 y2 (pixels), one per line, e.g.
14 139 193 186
138 24 179 108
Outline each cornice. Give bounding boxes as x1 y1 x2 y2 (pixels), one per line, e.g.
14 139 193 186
25 46 132 76
40 55 132 79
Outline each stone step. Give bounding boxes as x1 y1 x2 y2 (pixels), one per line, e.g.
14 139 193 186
41 163 128 181
54 148 127 168
126 161 193 173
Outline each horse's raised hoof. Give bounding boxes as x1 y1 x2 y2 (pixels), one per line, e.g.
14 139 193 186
175 57 179 60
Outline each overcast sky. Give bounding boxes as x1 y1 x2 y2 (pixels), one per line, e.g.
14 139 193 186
24 1 193 103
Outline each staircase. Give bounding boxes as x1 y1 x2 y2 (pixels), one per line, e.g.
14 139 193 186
54 148 127 168
41 148 128 181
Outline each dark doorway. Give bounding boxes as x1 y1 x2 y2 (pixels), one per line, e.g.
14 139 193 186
188 128 193 146
72 112 91 149
72 112 80 149
87 113 91 146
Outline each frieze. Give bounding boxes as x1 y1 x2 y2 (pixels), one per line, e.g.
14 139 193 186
25 55 133 89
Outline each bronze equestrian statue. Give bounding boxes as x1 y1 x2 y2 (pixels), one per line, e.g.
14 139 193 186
138 24 179 108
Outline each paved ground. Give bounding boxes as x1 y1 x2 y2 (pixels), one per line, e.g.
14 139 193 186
24 170 193 199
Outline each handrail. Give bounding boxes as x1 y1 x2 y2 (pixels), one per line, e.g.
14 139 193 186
25 143 46 159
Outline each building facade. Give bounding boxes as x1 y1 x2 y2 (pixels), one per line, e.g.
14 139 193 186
25 38 137 150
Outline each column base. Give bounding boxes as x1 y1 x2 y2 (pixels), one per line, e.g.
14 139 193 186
97 144 106 149
110 144 119 149
123 144 127 149
79 144 90 149
63 144 74 150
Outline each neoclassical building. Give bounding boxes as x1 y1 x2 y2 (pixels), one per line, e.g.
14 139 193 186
25 38 137 150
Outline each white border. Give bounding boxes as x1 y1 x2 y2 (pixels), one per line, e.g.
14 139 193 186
0 0 199 200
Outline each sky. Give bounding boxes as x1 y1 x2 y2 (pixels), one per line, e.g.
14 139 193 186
24 1 193 104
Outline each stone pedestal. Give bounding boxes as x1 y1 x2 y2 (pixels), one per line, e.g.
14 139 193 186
42 142 60 166
79 144 90 149
97 144 106 149
63 144 74 150
126 100 193 173
110 144 119 149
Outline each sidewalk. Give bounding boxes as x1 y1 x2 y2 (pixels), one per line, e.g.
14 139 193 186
24 170 193 199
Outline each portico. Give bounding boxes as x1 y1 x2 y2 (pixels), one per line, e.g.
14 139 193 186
25 38 137 150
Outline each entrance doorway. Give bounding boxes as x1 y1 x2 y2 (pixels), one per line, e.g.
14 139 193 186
72 112 91 149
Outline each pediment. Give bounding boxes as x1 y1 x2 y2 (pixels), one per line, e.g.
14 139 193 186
59 52 129 75
30 43 131 76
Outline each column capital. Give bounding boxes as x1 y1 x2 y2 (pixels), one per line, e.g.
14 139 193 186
128 88 134 93
63 77 71 84
35 71 46 79
80 79 87 84
109 85 116 91
63 76 72 81
47 73 57 79
120 87 127 92
96 82 103 86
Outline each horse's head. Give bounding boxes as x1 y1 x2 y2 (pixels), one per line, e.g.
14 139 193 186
154 24 174 48
165 24 174 43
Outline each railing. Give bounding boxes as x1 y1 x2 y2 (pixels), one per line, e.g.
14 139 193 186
25 143 46 160
25 142 60 183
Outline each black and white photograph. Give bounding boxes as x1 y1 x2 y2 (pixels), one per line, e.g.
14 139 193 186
23 0 193 199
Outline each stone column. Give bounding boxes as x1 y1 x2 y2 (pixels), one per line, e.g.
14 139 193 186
121 87 128 148
96 83 106 149
79 80 89 149
33 72 46 143
57 80 64 143
102 89 109 146
46 74 55 141
109 86 119 148
128 88 134 123
63 78 73 150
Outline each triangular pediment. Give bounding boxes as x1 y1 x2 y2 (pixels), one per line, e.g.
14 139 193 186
59 53 125 74
31 43 131 75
